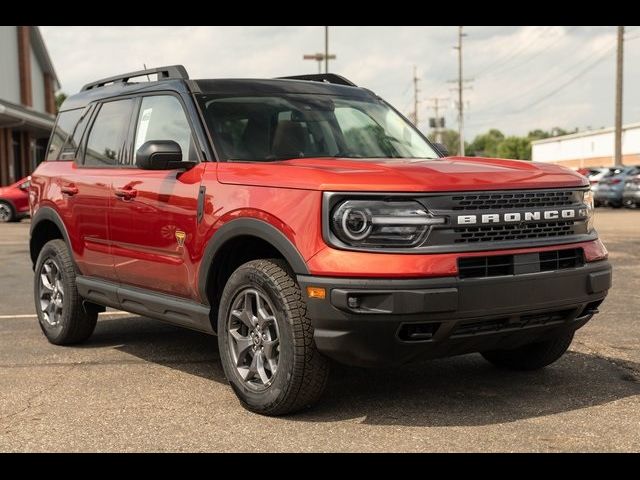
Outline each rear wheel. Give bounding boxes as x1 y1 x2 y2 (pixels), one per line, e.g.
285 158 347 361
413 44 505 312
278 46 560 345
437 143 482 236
481 330 574 371
34 239 97 345
0 201 15 223
218 259 329 415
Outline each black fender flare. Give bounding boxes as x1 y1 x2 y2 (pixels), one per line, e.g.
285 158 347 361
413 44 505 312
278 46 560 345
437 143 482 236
198 218 310 304
30 206 75 268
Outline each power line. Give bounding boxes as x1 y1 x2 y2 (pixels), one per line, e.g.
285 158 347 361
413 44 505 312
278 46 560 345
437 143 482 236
471 26 554 78
472 38 616 117
466 41 616 129
481 26 578 79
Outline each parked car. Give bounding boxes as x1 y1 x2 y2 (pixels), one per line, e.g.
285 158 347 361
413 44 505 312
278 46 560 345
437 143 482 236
29 65 611 415
594 166 640 208
0 177 31 222
587 167 614 206
623 172 640 207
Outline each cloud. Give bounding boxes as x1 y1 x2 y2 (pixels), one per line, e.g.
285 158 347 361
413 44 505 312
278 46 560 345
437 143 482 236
40 25 640 138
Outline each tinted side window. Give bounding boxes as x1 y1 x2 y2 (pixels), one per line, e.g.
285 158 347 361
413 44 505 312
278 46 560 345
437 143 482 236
46 108 83 161
133 95 197 162
59 105 94 160
84 99 134 167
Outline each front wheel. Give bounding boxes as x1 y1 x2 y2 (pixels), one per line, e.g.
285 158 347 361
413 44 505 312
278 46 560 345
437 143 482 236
218 259 329 415
481 330 574 371
0 201 15 223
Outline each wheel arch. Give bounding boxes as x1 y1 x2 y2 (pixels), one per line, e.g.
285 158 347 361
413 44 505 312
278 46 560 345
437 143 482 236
30 207 75 270
198 218 309 330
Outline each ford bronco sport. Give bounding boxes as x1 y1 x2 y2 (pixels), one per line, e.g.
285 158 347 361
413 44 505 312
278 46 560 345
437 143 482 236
29 65 612 415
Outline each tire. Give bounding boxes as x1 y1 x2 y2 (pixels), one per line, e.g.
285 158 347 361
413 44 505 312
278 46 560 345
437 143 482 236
481 330 574 371
0 201 15 223
34 239 97 345
218 259 329 415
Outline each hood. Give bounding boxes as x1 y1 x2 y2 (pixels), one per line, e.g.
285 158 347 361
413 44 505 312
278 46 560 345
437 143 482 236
217 156 588 192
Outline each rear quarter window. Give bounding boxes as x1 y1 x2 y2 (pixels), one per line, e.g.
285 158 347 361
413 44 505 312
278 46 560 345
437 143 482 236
46 108 84 161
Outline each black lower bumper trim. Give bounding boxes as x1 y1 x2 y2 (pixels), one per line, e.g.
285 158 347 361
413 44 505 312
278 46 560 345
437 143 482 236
298 261 611 367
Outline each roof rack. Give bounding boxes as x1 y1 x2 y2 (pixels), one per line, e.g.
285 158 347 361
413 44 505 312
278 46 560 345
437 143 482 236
81 65 189 91
277 73 357 87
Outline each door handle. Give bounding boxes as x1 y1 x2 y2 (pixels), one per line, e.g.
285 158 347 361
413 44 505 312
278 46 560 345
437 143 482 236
61 185 78 196
114 188 137 200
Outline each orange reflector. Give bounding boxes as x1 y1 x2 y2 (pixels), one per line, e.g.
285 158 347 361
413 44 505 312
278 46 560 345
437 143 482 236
306 286 326 299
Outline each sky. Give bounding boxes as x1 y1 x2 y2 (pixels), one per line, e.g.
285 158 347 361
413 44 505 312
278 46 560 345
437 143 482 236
40 25 640 140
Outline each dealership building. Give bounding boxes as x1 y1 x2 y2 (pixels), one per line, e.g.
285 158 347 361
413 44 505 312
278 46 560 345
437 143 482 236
531 123 640 169
0 26 59 187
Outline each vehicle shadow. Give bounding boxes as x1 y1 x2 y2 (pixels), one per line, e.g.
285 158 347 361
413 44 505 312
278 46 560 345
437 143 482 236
88 315 640 427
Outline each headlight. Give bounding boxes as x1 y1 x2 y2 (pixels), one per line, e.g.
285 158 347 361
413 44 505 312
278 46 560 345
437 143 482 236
330 199 445 247
583 190 595 232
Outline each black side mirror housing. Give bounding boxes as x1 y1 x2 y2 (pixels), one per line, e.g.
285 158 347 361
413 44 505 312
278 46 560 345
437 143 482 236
136 140 195 170
433 142 450 157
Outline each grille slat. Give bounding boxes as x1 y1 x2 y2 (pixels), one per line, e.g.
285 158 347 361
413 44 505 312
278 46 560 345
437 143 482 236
449 190 575 211
453 221 575 243
458 248 584 279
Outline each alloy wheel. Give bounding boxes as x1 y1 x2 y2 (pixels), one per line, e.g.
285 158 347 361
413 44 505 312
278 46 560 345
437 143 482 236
39 258 64 327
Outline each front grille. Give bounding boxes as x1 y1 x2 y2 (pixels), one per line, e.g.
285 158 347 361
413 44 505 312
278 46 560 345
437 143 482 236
539 248 585 272
458 248 584 279
449 190 576 211
453 220 575 243
451 309 574 337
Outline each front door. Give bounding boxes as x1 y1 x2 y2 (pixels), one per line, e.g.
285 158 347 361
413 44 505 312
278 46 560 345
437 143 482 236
108 94 205 300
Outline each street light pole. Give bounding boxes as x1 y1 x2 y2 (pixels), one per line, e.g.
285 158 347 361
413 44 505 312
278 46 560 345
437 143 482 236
614 26 624 166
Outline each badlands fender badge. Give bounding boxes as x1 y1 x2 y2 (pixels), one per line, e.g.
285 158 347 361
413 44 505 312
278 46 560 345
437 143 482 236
175 230 186 247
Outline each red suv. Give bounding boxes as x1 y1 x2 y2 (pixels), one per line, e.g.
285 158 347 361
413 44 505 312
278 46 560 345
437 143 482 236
0 177 31 222
29 66 611 415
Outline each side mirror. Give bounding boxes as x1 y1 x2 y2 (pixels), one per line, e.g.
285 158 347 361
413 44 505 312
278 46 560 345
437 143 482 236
433 142 450 157
136 140 195 170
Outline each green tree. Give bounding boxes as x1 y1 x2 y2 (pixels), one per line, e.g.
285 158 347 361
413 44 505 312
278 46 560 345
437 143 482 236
497 136 530 160
467 129 505 157
429 129 466 156
55 92 67 112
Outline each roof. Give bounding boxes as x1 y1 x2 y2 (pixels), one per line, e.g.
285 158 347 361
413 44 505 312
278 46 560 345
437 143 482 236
31 26 60 91
531 122 640 145
61 69 373 112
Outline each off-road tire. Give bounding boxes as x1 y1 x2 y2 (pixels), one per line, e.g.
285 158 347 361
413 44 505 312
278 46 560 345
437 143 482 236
34 239 98 345
481 330 574 371
218 259 329 415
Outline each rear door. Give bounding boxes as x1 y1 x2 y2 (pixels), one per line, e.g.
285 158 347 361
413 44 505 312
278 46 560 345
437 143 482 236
108 93 206 299
71 98 136 280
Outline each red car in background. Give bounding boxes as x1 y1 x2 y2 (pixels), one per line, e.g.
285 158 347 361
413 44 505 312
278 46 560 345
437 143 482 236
0 177 31 222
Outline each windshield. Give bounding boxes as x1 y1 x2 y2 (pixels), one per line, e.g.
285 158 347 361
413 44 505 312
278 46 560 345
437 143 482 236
197 93 439 161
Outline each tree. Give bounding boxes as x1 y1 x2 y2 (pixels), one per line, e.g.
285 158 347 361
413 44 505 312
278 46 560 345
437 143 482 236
429 129 465 157
55 92 67 112
497 136 530 160
467 129 505 157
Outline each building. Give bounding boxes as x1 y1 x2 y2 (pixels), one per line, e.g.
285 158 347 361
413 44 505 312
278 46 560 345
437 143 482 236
0 26 59 187
531 123 640 169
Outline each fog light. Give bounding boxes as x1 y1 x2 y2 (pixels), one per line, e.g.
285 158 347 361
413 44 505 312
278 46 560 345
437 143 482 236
347 296 359 308
306 286 326 299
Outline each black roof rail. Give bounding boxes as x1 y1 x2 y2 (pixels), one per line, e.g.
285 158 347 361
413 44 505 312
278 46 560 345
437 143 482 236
277 73 357 87
81 65 189 91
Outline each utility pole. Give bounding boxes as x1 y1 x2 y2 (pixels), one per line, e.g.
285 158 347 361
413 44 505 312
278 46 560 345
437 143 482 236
455 26 466 156
412 65 420 126
427 97 449 143
614 25 624 166
303 27 336 74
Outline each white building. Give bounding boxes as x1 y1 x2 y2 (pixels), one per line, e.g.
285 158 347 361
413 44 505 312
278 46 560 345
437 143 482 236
531 123 640 169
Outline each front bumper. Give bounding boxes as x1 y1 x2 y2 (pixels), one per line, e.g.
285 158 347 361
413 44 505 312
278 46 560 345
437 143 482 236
623 190 640 205
298 260 612 367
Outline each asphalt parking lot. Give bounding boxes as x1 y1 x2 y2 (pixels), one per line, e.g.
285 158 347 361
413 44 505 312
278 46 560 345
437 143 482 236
0 209 638 452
